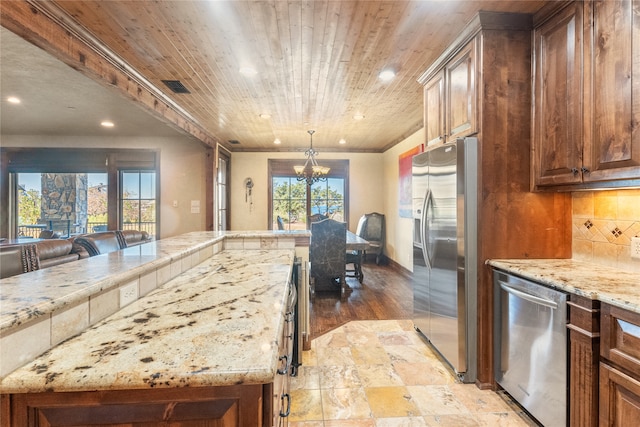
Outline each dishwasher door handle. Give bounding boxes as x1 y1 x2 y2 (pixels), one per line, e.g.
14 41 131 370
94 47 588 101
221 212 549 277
499 282 558 310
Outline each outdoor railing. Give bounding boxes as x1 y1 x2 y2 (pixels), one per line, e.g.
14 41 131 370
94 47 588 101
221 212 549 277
18 222 156 238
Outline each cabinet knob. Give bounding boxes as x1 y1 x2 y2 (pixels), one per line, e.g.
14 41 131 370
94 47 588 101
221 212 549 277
571 168 579 175
581 167 590 174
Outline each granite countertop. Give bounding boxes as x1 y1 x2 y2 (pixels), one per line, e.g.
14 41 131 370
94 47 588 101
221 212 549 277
488 259 640 313
0 230 309 333
0 249 295 393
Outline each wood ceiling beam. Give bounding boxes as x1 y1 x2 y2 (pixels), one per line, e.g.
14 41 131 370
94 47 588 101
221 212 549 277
1 0 227 150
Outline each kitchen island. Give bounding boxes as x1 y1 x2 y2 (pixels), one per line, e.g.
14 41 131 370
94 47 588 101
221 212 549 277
0 231 308 426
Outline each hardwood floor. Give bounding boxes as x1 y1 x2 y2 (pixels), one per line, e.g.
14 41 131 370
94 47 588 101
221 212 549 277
308 260 413 341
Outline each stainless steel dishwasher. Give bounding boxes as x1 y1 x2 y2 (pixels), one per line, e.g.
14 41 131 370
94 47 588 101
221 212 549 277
493 270 567 427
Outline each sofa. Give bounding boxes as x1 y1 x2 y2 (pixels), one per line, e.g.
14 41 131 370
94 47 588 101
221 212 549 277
120 230 152 247
73 231 126 257
72 230 152 257
0 244 39 279
0 230 153 279
35 239 81 268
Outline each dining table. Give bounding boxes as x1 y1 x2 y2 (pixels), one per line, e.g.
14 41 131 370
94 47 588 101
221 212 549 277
346 230 369 282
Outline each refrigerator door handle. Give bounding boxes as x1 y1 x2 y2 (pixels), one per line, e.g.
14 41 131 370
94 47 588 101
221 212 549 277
421 189 433 269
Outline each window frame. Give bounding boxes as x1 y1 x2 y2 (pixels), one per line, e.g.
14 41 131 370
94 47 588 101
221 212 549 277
268 159 349 230
119 169 158 237
0 148 159 238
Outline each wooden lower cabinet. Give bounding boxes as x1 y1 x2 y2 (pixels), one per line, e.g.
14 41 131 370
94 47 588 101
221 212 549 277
599 363 640 427
599 304 640 426
2 385 265 427
568 295 600 427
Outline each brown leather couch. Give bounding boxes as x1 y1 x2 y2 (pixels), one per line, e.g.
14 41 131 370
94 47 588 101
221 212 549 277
120 230 152 247
73 231 125 257
0 230 152 279
35 239 81 269
0 244 39 279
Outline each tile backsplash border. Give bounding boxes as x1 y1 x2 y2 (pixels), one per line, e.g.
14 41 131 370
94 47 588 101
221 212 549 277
572 189 640 273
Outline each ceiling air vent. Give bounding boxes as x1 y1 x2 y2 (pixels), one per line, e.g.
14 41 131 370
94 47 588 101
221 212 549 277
229 140 240 145
161 80 190 94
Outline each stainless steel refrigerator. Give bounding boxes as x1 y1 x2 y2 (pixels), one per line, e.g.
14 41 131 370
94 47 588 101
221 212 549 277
412 137 478 383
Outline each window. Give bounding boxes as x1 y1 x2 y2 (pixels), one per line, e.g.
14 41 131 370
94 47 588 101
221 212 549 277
269 159 349 230
1 148 159 239
120 170 157 237
16 172 107 237
216 150 230 230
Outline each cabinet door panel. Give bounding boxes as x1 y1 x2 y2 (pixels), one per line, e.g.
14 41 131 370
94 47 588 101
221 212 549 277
533 2 583 186
446 41 476 141
585 0 640 181
424 71 445 146
599 363 640 427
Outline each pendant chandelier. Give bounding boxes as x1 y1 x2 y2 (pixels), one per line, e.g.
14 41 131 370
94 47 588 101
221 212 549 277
294 130 330 186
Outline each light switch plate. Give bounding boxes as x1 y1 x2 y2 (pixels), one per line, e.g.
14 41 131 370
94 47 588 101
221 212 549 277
631 237 640 260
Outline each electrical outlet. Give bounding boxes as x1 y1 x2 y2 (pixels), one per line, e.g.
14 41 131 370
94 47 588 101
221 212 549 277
119 281 139 307
632 237 640 260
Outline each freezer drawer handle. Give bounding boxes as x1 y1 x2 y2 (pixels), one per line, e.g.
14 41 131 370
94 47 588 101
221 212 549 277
499 282 558 309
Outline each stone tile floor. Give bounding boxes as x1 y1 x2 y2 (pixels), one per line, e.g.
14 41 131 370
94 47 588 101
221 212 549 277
289 319 540 427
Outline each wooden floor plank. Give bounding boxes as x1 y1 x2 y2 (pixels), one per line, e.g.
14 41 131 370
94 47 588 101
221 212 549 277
309 261 413 340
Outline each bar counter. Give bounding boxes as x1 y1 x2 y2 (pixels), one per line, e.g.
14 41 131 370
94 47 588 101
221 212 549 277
0 231 310 382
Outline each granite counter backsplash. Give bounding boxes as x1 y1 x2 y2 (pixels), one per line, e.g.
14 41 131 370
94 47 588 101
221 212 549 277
487 259 640 313
0 249 294 393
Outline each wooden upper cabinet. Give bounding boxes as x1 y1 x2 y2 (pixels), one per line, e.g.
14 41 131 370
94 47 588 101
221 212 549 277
584 0 640 182
422 39 476 147
445 41 476 142
532 2 583 187
533 0 640 189
424 70 445 146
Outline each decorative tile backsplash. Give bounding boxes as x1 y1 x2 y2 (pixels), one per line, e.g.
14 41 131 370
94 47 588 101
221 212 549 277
572 189 640 272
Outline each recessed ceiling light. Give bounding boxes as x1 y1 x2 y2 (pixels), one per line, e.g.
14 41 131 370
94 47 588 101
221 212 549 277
7 96 20 104
378 69 396 81
239 67 257 76
353 114 365 121
274 138 281 145
259 113 271 119
100 121 115 128
339 139 346 145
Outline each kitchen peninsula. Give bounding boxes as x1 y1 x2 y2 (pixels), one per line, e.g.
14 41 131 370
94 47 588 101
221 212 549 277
0 231 310 426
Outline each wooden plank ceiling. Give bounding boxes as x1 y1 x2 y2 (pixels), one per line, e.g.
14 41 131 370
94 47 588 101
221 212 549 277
8 1 549 152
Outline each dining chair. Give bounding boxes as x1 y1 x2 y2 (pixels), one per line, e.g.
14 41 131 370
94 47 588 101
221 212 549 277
307 213 329 229
345 215 367 283
359 212 385 264
309 218 347 299
276 215 285 230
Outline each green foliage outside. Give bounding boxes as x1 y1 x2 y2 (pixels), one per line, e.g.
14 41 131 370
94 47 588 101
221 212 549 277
18 189 41 225
273 179 344 228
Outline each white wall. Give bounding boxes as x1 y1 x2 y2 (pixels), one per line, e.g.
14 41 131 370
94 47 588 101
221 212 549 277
381 128 424 271
230 127 425 271
2 135 209 239
230 151 385 232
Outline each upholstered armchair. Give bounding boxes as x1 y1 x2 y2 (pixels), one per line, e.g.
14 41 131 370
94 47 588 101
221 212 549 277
309 218 347 299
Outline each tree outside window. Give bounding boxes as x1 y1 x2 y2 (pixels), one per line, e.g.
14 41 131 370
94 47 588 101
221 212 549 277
121 171 156 237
